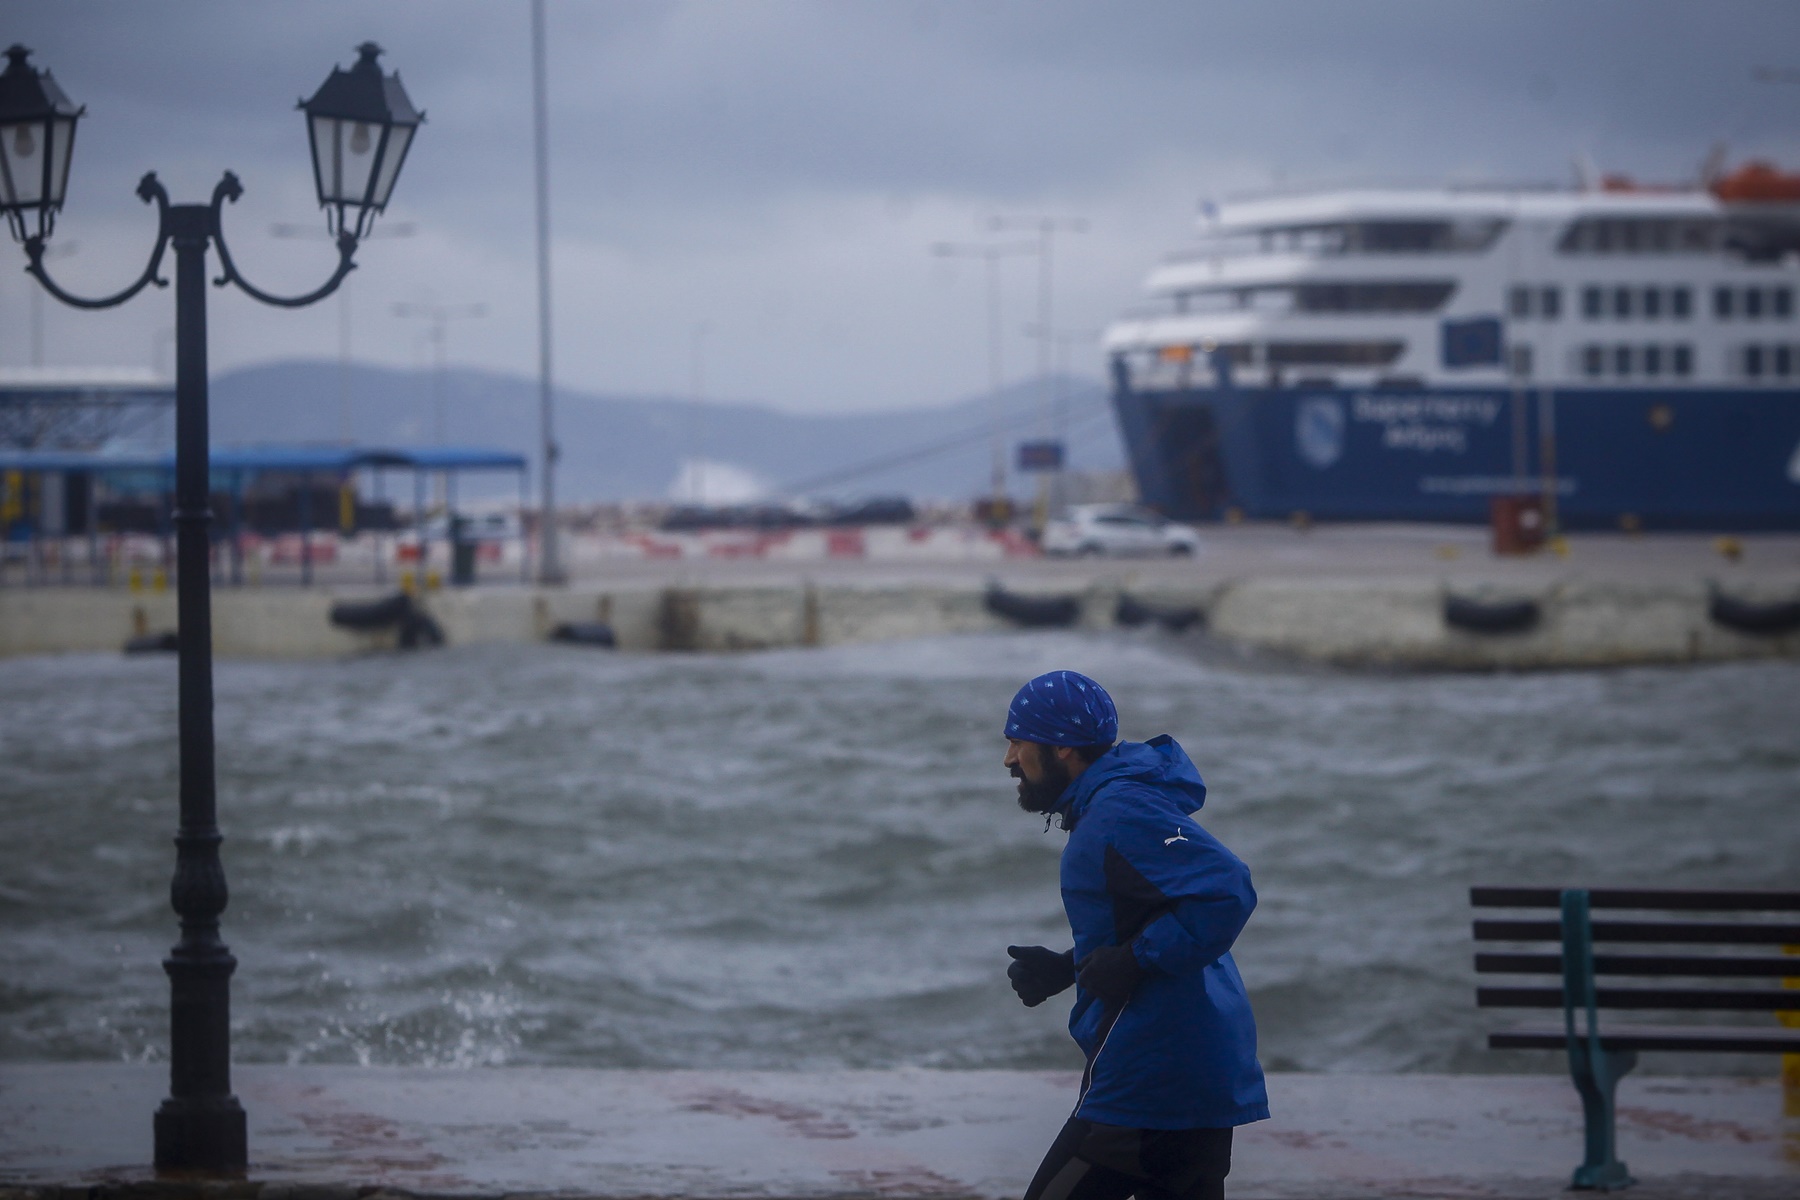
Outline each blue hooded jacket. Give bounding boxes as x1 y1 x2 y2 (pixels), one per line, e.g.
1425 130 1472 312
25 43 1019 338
1054 735 1269 1130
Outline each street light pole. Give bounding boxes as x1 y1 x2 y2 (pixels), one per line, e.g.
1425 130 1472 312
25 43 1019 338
988 215 1086 526
531 0 564 583
272 220 416 444
688 320 709 503
932 239 1035 508
392 300 486 443
27 237 74 365
0 42 424 1173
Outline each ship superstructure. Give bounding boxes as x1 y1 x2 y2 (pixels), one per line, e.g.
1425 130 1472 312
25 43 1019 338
1104 169 1800 528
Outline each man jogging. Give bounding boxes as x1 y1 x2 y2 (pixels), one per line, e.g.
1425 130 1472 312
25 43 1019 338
1002 671 1266 1200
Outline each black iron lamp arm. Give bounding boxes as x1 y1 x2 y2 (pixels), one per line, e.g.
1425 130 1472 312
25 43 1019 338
22 172 172 310
208 172 357 308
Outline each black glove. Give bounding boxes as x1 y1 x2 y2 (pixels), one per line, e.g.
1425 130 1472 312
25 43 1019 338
1006 945 1076 1007
1077 943 1145 1007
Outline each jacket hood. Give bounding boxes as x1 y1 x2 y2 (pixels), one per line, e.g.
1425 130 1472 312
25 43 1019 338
1057 734 1207 829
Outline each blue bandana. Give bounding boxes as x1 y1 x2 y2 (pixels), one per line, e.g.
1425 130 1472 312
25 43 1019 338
1004 671 1119 747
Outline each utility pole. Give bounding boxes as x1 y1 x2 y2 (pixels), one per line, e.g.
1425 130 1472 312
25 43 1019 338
532 0 564 583
932 240 1035 511
272 220 415 444
989 215 1085 527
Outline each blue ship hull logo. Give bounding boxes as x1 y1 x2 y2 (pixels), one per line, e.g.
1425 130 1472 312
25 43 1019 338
1296 396 1347 469
1113 378 1800 530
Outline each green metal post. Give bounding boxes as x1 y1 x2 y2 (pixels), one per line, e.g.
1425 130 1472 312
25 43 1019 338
1561 888 1636 1190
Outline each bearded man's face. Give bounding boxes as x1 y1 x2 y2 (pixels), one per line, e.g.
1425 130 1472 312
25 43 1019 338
1008 739 1073 815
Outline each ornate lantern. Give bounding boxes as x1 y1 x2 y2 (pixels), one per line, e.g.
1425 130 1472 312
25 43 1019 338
0 45 85 244
300 42 424 239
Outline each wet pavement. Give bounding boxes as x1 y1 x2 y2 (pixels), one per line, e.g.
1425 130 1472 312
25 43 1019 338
0 1067 1792 1199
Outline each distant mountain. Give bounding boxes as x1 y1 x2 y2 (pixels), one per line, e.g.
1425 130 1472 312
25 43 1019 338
209 361 1123 503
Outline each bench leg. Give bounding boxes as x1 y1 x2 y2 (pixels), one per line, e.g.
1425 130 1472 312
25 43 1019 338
1568 1042 1637 1190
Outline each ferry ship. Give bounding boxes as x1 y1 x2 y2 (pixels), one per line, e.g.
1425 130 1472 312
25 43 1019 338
1104 164 1800 529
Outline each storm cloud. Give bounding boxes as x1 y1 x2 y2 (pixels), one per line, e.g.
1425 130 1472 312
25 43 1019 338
3 1 1796 413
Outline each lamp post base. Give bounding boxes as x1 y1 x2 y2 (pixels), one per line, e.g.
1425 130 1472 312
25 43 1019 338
154 1096 247 1173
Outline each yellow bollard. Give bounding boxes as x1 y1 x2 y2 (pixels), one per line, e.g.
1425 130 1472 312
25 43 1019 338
128 567 144 593
1783 946 1799 1118
1548 535 1571 559
424 568 442 592
151 568 168 593
0 469 21 523
399 569 416 596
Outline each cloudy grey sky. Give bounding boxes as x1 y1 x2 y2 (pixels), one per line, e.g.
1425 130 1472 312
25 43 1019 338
3 1 1798 413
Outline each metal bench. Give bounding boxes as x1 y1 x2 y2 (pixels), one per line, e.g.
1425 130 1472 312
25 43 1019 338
1471 885 1800 1190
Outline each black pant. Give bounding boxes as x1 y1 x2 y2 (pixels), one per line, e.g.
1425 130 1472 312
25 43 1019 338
1023 1118 1233 1200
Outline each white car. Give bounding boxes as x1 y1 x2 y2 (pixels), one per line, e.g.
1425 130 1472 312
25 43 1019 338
1042 504 1200 557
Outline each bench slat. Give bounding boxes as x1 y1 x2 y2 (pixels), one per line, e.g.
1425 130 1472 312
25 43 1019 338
1477 985 1800 1011
1487 1023 1800 1054
1475 952 1800 977
1471 886 1800 911
1473 918 1800 944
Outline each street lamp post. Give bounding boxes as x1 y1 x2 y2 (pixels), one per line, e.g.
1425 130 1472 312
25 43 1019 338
392 299 487 444
0 42 423 1173
988 216 1086 528
931 239 1036 511
271 219 417 445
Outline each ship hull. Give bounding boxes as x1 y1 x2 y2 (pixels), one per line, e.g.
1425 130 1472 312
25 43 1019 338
1114 378 1800 530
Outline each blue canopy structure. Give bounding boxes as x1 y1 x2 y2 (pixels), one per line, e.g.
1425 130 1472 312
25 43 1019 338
0 444 531 588
0 444 527 475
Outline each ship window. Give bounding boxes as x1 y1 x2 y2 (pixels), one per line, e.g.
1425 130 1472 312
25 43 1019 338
1777 345 1794 377
1290 218 1508 255
1745 345 1764 378
1613 286 1633 318
1672 345 1693 376
1642 288 1662 319
1643 345 1663 376
1509 285 1532 318
1583 286 1604 318
1746 288 1765 319
1714 286 1735 318
1294 281 1456 313
1249 288 1295 313
1265 340 1405 367
1541 287 1561 319
1558 216 1723 254
1776 287 1794 318
1671 286 1691 319
1214 342 1255 365
1583 345 1604 377
1613 345 1633 375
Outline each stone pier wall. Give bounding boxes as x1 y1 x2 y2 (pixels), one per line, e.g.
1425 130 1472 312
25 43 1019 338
2 575 1796 668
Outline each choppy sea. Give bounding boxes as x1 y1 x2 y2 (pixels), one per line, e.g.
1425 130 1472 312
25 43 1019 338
2 633 1794 1074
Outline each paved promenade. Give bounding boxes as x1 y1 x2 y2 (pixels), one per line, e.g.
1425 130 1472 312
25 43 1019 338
0 1066 1792 1199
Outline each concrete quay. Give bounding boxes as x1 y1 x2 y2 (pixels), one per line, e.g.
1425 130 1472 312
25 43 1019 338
2 525 1798 669
0 1066 1792 1200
